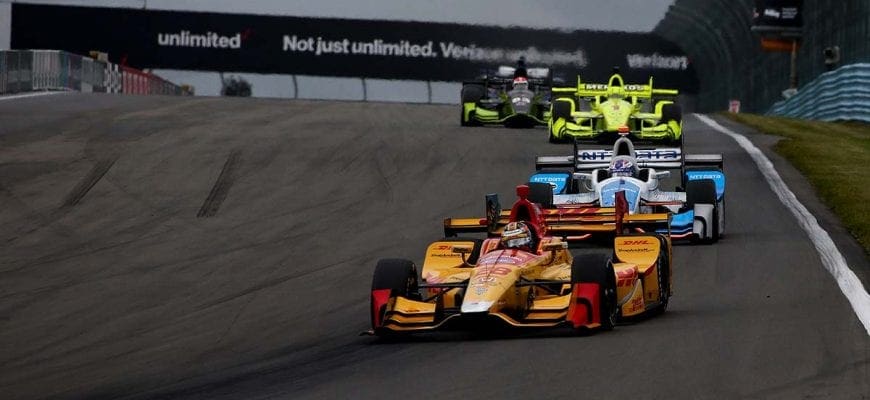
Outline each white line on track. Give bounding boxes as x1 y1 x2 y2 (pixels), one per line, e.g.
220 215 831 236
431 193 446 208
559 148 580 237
695 113 870 336
0 91 63 101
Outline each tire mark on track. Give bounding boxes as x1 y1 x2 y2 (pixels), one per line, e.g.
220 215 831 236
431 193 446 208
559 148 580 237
197 150 241 218
61 157 117 207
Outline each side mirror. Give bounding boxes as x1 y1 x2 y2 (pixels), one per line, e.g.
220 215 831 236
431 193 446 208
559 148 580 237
542 242 568 252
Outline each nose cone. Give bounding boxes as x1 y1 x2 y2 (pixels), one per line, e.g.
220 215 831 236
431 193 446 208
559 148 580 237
461 300 494 314
510 92 533 114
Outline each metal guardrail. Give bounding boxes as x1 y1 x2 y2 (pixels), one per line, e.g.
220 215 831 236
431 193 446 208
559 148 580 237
768 63 870 122
0 49 188 96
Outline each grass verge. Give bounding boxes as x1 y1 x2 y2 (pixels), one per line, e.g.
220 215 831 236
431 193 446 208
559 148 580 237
721 113 869 254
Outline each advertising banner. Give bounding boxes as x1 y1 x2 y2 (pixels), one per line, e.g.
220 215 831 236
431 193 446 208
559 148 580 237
752 0 803 30
11 4 698 92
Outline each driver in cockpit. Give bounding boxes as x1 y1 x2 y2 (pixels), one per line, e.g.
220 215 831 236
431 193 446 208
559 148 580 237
500 221 538 253
512 76 529 91
609 156 636 178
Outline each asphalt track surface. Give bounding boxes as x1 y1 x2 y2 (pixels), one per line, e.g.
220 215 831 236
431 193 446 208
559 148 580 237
1 93 868 399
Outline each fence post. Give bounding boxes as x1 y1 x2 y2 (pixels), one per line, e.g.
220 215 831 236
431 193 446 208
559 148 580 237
0 51 6 94
292 74 298 98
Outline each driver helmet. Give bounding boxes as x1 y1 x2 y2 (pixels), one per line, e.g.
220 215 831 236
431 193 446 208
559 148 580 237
501 221 534 251
512 76 529 91
609 156 635 177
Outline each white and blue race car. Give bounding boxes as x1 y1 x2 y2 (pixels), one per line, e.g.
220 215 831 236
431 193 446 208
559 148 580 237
530 133 725 243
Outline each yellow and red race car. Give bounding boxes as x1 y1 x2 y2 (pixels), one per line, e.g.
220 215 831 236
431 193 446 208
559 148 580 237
368 185 673 336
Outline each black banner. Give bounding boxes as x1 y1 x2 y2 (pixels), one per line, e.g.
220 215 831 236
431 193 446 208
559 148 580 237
753 0 803 29
11 4 697 92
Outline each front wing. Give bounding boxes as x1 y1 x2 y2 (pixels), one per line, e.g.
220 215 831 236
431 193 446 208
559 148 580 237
374 284 605 334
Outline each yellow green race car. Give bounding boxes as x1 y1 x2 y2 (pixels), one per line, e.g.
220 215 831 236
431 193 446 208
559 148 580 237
549 72 683 144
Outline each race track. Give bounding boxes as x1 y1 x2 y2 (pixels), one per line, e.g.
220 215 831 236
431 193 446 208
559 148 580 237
1 93 868 399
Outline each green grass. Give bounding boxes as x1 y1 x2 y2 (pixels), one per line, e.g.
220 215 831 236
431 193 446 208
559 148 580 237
721 113 870 254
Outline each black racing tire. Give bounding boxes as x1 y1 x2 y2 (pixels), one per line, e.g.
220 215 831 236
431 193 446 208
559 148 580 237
685 179 719 243
460 84 486 127
571 253 617 331
685 179 716 207
672 131 684 148
660 103 682 123
548 128 561 144
653 239 670 314
460 108 476 127
461 84 485 104
552 99 572 121
371 259 420 329
526 181 554 209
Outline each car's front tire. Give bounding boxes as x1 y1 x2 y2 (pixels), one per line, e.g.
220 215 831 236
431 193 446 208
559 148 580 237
571 253 617 331
371 259 420 330
460 84 485 126
549 100 572 143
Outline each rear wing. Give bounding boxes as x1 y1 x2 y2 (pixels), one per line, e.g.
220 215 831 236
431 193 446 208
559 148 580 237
684 154 724 170
462 77 552 88
443 192 671 241
536 139 723 172
496 66 550 79
555 75 679 100
536 140 684 171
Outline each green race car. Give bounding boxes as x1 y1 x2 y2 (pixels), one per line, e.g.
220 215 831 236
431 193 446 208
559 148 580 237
549 72 683 145
460 65 554 128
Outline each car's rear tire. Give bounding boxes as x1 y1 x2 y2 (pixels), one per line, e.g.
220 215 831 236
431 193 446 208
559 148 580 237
571 253 617 331
371 259 420 329
686 179 719 243
661 103 682 123
526 181 554 209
